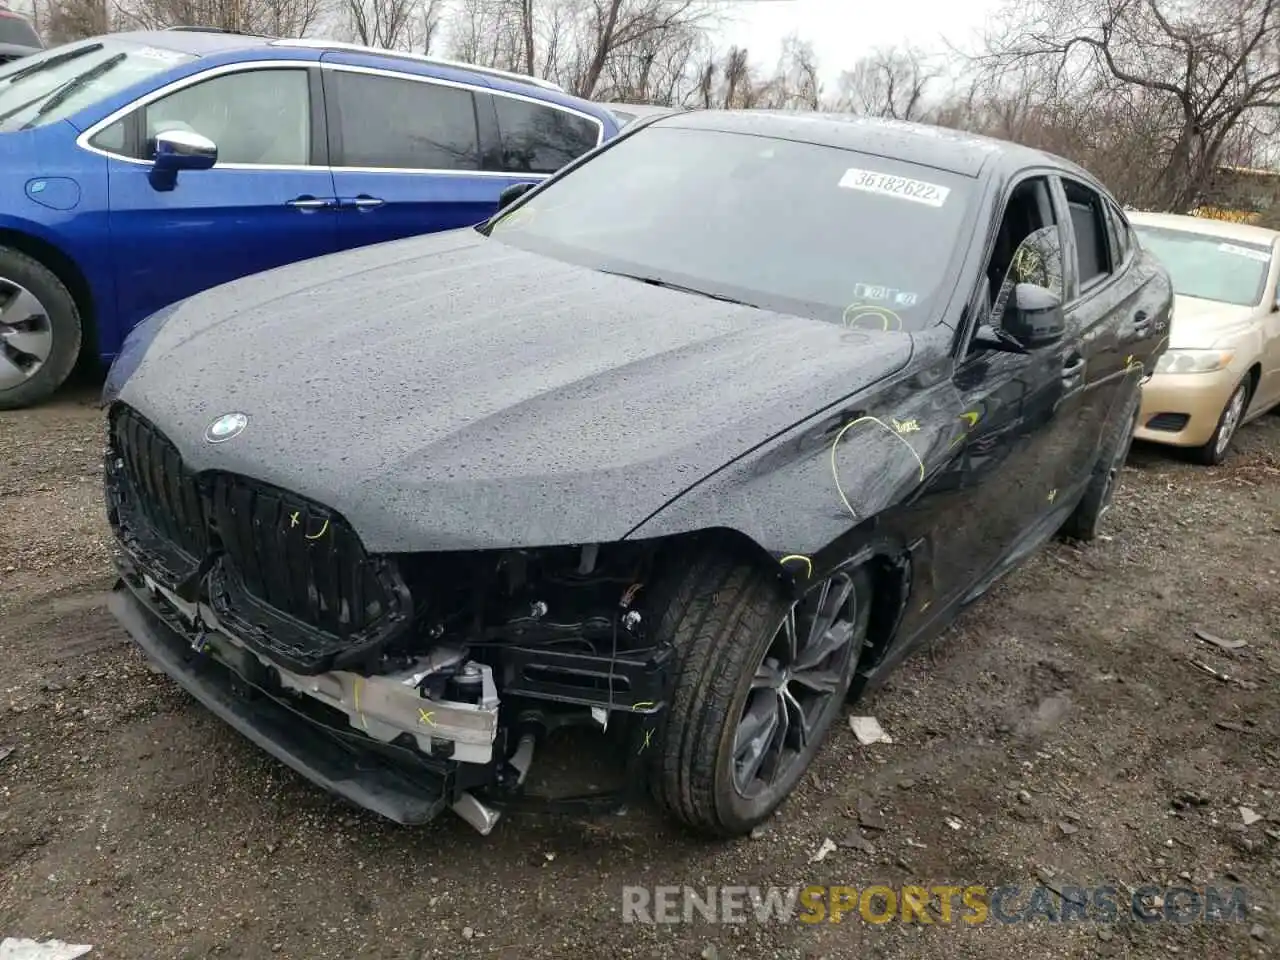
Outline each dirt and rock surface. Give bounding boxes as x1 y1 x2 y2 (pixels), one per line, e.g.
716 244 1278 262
1 384 1278 960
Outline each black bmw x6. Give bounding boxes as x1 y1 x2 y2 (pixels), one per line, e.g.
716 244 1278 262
102 110 1173 838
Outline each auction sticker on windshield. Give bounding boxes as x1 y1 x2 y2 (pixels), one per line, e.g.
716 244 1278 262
1217 242 1272 263
839 168 950 207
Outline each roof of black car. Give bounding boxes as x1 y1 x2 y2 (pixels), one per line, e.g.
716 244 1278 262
651 109 1059 179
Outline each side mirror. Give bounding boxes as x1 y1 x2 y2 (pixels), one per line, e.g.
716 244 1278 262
149 129 216 190
497 182 537 210
1003 282 1065 347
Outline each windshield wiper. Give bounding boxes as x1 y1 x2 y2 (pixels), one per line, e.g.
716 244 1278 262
28 51 126 120
5 42 102 84
598 269 759 308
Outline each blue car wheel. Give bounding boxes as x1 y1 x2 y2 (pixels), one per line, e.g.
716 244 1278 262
0 247 81 410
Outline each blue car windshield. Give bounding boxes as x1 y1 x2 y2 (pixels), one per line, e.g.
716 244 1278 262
0 38 194 132
485 123 977 330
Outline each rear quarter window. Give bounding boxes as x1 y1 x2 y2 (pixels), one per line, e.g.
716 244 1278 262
491 95 600 174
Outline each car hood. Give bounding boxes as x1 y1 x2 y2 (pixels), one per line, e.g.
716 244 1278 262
117 230 913 553
1169 295 1258 348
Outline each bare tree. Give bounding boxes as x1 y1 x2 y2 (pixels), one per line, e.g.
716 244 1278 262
759 32 819 109
109 0 327 37
977 0 1280 211
343 0 442 51
832 45 938 119
445 0 730 98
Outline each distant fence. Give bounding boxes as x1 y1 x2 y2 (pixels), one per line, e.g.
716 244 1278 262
1195 166 1280 227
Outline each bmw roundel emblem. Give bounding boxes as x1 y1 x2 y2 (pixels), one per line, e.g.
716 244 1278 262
205 412 248 444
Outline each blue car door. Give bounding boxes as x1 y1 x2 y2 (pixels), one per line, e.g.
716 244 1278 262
322 60 501 251
99 63 338 329
321 57 606 251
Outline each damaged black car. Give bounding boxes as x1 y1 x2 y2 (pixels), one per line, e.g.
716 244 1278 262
101 110 1173 838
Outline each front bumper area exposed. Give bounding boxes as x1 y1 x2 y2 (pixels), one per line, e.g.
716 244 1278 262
1135 369 1238 447
110 572 501 829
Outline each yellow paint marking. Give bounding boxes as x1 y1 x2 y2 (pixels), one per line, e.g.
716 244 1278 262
949 409 983 450
830 416 925 519
418 708 436 727
842 303 903 332
289 511 300 528
892 418 920 435
1047 489 1058 504
780 554 814 579
353 677 368 731
639 728 654 754
304 519 330 541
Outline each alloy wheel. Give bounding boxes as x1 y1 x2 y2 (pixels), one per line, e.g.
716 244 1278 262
0 278 53 392
1214 385 1247 460
731 572 859 799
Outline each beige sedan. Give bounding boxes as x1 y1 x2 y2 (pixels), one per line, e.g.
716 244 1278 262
1128 212 1280 464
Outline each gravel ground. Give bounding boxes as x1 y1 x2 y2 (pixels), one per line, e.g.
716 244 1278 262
1 385 1278 960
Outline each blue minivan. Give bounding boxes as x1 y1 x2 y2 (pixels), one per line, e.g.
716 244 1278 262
0 28 621 408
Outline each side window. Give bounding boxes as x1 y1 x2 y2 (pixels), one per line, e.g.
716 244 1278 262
141 69 312 166
331 71 480 171
491 95 600 174
89 119 127 155
1107 202 1131 262
981 175 1064 321
1062 179 1114 287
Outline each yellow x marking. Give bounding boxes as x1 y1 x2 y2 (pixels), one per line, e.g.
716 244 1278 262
418 708 436 726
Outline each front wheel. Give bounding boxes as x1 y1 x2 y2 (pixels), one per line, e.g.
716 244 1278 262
0 247 82 411
647 551 871 836
1190 379 1249 466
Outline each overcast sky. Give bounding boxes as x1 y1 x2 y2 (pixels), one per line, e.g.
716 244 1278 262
715 0 1001 88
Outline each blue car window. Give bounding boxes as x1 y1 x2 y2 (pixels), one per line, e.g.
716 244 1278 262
491 94 600 173
142 68 311 166
0 38 193 131
330 70 480 171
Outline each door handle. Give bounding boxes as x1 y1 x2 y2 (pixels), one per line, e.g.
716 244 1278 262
340 196 385 209
1061 355 1086 379
286 196 335 210
1131 309 1151 334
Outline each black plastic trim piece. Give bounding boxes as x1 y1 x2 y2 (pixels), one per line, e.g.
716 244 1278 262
109 579 450 826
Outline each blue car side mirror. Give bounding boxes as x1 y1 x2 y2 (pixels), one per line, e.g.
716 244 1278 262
150 129 217 190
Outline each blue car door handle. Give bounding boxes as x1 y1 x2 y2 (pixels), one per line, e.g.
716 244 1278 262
286 195 337 210
338 195 385 210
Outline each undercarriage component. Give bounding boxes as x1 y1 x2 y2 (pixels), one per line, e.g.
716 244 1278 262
451 791 502 835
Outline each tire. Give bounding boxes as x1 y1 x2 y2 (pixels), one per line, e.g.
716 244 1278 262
1059 379 1140 542
646 547 872 837
1189 379 1249 466
0 247 82 411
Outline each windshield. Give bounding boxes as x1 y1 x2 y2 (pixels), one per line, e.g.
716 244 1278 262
0 38 194 132
1133 225 1273 307
484 124 976 330
0 10 40 46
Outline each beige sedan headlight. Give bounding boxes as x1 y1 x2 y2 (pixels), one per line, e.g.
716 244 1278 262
1154 348 1236 375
